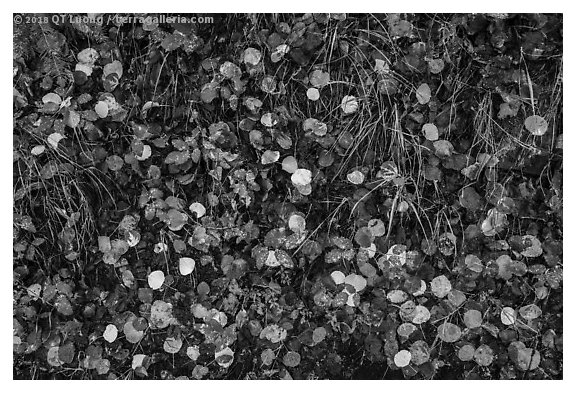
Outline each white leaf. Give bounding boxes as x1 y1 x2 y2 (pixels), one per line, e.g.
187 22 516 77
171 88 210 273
131 354 147 370
282 156 298 173
265 250 280 267
347 170 364 184
501 307 516 325
431 275 452 298
344 273 367 292
187 345 201 361
422 123 439 141
288 214 306 233
243 47 262 66
42 93 62 105
340 95 359 114
260 112 278 127
126 230 140 247
433 140 454 157
291 168 312 186
394 350 412 367
330 270 345 285
103 324 118 343
303 118 327 136
367 219 386 237
189 202 206 218
411 305 431 324
306 88 320 101
103 60 123 79
179 257 196 276
31 145 46 156
416 83 431 104
163 337 183 354
309 70 330 88
95 101 109 118
154 242 168 253
77 48 99 64
296 184 312 195
261 150 280 165
148 270 165 290
270 44 290 63
524 115 548 136
135 145 152 161
75 63 93 76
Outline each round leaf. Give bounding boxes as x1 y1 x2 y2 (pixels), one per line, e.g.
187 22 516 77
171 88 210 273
437 322 462 343
524 115 548 136
340 95 358 114
243 47 262 66
282 156 298 173
501 307 517 325
309 70 330 88
416 83 431 104
312 327 327 343
330 270 345 285
283 351 301 367
463 309 483 329
189 202 206 218
347 170 365 185
519 304 542 320
411 305 431 324
291 168 312 186
307 87 320 101
163 337 183 354
422 123 439 141
394 350 412 367
431 275 452 298
103 324 118 343
261 150 280 165
344 274 367 292
288 214 306 233
148 270 165 290
458 344 475 361
474 344 494 366
179 257 196 276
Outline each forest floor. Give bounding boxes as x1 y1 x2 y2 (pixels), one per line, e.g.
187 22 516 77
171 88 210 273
13 13 562 380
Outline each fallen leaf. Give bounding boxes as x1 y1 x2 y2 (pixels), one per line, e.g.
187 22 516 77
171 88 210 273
307 87 320 101
416 83 431 104
179 257 196 275
291 168 312 186
104 324 118 343
148 270 165 290
189 202 206 218
394 350 412 367
524 115 548 136
340 95 359 114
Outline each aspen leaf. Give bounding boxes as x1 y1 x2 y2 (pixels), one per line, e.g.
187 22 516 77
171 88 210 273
189 202 206 218
307 87 320 101
501 307 517 325
261 150 280 165
394 350 412 367
179 257 196 275
524 115 548 136
340 95 359 114
416 83 431 104
291 168 312 186
282 156 298 173
347 170 365 184
103 324 118 343
148 270 165 290
243 47 262 66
